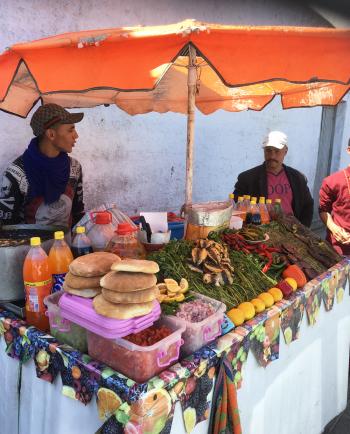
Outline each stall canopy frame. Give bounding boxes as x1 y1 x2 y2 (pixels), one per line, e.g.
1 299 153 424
1 19 350 205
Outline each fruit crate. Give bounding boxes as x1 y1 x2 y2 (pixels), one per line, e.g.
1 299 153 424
44 291 87 353
165 292 226 357
87 316 185 383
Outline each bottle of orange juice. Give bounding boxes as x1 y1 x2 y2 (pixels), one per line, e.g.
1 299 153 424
23 237 52 331
48 231 74 293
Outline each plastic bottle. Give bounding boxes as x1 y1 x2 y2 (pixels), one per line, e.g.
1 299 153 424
48 231 74 293
71 226 93 258
23 237 52 331
236 196 246 222
88 211 115 252
229 193 236 210
273 198 283 220
258 197 270 224
106 223 146 259
250 199 262 225
266 198 274 219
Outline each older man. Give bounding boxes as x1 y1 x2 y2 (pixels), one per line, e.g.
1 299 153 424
0 103 85 227
319 140 350 255
233 131 314 227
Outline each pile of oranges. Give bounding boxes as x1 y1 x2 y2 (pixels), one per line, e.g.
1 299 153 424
227 277 298 326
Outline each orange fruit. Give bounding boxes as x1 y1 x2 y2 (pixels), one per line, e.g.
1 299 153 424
268 287 283 302
227 308 245 326
258 292 274 308
284 277 298 291
71 366 81 380
251 298 265 313
238 302 256 320
97 388 122 420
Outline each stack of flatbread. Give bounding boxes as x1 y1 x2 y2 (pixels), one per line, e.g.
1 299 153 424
63 252 121 298
93 259 160 320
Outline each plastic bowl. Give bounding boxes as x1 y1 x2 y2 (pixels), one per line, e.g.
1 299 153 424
138 230 171 244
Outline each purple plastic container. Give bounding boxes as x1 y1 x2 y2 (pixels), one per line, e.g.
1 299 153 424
59 293 161 339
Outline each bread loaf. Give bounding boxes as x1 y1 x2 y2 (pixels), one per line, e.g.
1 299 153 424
65 272 101 289
102 286 158 304
93 295 154 319
100 271 157 292
111 259 159 274
69 252 120 277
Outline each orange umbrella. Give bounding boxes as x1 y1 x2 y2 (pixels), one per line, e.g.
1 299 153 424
1 19 349 203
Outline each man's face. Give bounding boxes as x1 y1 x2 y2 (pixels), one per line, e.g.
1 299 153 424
49 123 79 153
264 146 288 173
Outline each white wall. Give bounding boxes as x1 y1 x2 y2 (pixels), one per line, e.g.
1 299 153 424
0 0 333 215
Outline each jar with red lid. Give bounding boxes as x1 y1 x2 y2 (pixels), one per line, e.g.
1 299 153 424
106 223 146 259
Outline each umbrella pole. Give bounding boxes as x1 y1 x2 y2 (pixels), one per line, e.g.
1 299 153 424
185 44 197 208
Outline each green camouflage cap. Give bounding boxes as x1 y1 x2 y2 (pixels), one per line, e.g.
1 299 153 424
30 103 84 136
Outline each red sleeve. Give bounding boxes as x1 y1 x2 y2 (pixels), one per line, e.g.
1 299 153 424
318 177 334 214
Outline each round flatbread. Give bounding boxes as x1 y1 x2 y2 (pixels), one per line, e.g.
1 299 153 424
63 282 102 298
69 252 120 277
93 295 154 319
111 259 159 274
65 272 101 289
100 271 157 292
102 286 158 304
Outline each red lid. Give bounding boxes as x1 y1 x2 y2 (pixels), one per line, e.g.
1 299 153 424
116 222 137 235
94 211 112 224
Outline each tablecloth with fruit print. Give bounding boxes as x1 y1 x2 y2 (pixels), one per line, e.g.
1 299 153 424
0 258 349 434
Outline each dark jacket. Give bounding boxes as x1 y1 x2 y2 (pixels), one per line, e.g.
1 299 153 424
233 163 314 227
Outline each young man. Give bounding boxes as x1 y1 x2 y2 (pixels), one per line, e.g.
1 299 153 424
0 103 85 227
233 131 314 227
319 141 350 255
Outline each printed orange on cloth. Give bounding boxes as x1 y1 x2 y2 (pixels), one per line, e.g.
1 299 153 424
1 19 350 117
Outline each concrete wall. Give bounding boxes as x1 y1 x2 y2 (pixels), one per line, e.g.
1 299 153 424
0 0 335 215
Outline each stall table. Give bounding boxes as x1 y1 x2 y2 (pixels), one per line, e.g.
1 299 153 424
1 259 349 434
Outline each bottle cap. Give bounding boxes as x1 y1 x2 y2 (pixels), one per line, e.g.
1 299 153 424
251 197 257 202
275 198 281 203
76 226 85 234
250 199 257 204
238 196 243 201
54 231 64 240
94 211 112 224
229 193 234 200
259 197 265 204
244 195 250 200
30 237 41 246
116 222 137 235
266 199 272 204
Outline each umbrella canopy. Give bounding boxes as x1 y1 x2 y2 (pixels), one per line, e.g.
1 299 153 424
1 19 350 117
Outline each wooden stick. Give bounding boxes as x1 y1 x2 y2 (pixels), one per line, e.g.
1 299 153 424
185 44 197 208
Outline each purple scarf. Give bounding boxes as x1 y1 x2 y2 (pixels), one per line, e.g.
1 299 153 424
23 137 70 204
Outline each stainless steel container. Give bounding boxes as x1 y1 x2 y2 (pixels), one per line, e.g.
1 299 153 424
0 224 70 302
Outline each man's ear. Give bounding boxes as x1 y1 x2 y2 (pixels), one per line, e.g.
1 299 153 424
45 128 56 141
284 146 288 156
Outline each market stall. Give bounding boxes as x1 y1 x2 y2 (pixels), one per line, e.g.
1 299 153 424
1 19 350 434
1 214 350 434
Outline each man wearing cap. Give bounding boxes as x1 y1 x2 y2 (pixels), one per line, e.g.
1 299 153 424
233 131 314 227
0 103 85 227
319 140 350 255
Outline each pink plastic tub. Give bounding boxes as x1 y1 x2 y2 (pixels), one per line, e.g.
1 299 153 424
87 316 185 383
59 293 161 339
167 292 226 356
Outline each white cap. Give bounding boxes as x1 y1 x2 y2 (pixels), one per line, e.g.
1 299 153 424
262 131 288 149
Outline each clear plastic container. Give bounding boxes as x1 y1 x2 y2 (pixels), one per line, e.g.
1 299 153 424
88 211 115 252
44 291 87 353
71 226 93 258
167 293 226 356
106 222 146 259
87 316 185 383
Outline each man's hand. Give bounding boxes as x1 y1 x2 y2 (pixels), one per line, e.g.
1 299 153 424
329 222 350 244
